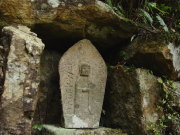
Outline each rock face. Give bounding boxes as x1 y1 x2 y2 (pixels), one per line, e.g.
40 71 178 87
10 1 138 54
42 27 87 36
39 125 127 135
0 25 45 135
172 82 180 110
0 0 137 48
0 46 5 99
59 39 107 128
125 38 180 80
163 81 180 135
104 65 162 135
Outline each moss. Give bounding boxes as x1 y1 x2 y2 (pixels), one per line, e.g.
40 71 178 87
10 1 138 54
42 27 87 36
136 30 180 46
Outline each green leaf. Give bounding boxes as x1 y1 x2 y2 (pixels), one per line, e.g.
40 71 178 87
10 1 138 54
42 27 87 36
115 4 125 17
140 9 153 24
32 124 44 131
148 2 167 15
106 0 113 8
119 50 126 57
148 2 157 8
159 4 172 12
156 15 169 32
157 78 163 84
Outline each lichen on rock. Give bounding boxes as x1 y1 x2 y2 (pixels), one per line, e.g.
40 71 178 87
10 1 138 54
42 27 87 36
0 25 45 135
103 65 163 135
0 0 137 49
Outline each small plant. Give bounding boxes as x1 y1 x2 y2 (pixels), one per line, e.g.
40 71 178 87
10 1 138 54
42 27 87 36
138 1 169 32
32 124 44 131
148 116 167 135
148 79 180 134
106 0 113 8
106 0 125 17
123 66 135 72
156 14 168 32
119 50 126 58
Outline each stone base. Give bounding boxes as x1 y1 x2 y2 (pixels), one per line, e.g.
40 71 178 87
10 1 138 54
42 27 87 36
40 125 127 135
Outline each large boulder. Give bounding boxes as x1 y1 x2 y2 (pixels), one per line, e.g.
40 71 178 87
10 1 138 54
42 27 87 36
0 25 45 135
104 65 163 135
0 0 137 49
124 38 180 80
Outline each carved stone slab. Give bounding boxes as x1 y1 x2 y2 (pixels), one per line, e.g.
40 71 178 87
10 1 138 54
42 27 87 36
59 39 107 128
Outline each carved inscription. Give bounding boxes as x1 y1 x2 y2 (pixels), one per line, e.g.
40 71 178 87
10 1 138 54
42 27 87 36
60 63 75 114
59 39 107 128
75 64 93 116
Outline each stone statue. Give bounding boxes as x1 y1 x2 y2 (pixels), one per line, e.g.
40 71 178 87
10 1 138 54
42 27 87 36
59 39 107 128
75 63 93 116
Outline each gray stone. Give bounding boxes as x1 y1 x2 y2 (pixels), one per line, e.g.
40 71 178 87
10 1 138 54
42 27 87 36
0 25 45 135
125 38 180 80
104 65 163 135
59 39 107 128
40 125 126 135
0 46 4 97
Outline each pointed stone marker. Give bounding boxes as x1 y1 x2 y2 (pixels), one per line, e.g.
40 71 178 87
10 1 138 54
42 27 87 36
59 39 107 128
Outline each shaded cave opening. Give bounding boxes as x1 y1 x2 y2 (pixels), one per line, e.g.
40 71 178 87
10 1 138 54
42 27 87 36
31 23 131 128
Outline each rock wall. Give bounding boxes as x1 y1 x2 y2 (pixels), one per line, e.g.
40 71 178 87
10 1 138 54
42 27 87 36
103 66 163 135
0 45 5 102
125 38 180 80
0 1 179 135
0 0 137 49
0 26 44 135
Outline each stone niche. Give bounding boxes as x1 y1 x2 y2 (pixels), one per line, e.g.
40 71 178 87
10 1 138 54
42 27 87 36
32 38 125 135
0 25 126 135
1 24 176 135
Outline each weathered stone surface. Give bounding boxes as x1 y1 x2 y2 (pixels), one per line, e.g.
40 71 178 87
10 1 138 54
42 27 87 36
0 0 34 26
0 46 5 99
0 25 45 135
0 0 137 48
125 38 180 80
55 0 95 7
38 125 127 135
59 39 107 128
104 65 162 135
172 82 180 109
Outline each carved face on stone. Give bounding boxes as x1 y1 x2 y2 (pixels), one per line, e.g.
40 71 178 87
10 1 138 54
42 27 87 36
80 64 90 76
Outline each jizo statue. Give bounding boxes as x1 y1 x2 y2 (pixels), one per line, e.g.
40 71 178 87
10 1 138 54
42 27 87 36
59 39 107 128
75 63 92 115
